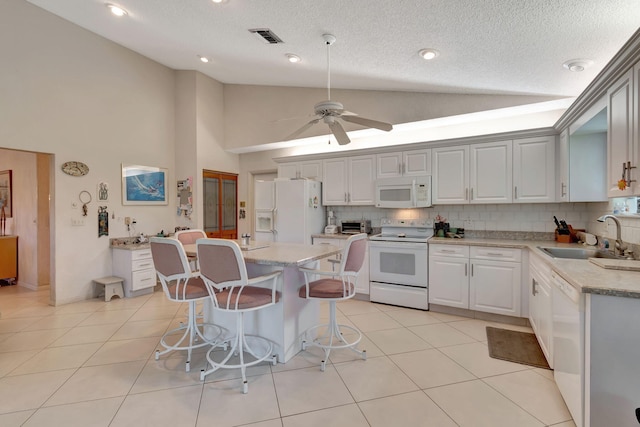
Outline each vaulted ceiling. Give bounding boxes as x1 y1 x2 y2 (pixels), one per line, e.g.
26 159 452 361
26 0 640 98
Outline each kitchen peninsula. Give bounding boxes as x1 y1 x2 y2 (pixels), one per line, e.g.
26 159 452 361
183 240 341 363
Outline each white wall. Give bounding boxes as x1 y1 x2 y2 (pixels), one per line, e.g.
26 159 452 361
1 0 178 304
224 85 561 151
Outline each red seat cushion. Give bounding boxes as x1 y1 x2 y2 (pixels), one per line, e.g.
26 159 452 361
214 286 280 310
167 276 209 300
298 278 354 299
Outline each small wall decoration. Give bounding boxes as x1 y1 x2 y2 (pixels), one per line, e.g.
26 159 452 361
61 161 89 177
98 182 109 201
122 164 168 205
177 177 193 218
98 206 109 237
0 170 12 218
79 190 92 216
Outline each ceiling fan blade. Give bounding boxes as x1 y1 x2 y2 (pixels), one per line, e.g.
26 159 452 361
341 115 393 132
284 117 321 140
328 120 351 145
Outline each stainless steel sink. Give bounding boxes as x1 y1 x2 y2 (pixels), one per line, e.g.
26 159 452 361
537 246 624 260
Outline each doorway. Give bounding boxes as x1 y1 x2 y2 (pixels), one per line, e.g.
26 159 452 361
0 148 53 304
203 170 238 239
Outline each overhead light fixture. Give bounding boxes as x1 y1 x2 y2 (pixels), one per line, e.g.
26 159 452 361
211 0 226 3
419 48 439 60
286 53 301 63
106 3 128 17
198 55 210 63
563 59 593 72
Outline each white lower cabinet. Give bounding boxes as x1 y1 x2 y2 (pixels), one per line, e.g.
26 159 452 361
428 244 469 308
429 244 521 316
528 252 553 367
112 247 156 297
312 236 369 295
469 246 521 316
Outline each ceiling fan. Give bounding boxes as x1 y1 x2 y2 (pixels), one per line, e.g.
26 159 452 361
284 34 393 145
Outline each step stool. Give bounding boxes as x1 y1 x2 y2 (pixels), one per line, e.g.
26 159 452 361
94 276 125 301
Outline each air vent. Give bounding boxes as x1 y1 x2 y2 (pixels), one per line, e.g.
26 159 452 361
249 28 284 44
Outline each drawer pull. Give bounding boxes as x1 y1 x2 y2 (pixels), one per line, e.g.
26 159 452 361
138 263 153 268
486 252 504 256
140 278 153 282
439 249 456 253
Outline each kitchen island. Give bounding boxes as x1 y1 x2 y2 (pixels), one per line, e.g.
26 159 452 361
183 240 341 363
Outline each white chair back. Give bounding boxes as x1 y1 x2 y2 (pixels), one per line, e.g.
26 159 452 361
149 237 193 301
175 229 207 245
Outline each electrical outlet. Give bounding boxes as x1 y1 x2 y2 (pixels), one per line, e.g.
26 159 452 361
124 217 131 226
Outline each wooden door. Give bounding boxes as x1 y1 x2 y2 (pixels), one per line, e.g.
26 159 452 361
203 170 237 239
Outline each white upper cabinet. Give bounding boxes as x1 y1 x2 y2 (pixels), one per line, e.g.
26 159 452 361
322 155 376 206
469 140 512 204
513 136 556 203
348 155 377 204
634 61 640 195
376 149 431 178
433 141 513 205
606 62 640 197
607 68 635 197
322 158 349 205
557 130 569 202
432 146 469 204
277 160 322 181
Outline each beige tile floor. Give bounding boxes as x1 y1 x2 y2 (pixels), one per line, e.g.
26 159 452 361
0 285 575 427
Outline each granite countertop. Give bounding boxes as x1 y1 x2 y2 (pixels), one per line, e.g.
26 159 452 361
110 239 150 250
429 237 640 298
183 241 341 267
311 233 352 240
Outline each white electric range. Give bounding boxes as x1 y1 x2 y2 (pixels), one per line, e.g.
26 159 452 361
369 218 433 310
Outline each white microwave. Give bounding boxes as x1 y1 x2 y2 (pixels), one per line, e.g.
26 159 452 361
375 176 432 208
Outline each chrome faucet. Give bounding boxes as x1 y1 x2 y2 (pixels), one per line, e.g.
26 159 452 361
597 215 626 256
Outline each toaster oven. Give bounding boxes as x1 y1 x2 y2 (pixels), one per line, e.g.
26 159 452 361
341 220 371 235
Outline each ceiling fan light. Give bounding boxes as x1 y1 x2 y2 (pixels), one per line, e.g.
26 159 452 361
286 53 301 63
106 3 127 17
563 59 593 72
419 48 439 60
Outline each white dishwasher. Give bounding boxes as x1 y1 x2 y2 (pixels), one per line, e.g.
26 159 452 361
552 271 584 427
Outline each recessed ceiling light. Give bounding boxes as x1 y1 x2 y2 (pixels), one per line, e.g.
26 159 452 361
563 59 593 72
286 53 301 63
198 55 210 63
419 48 439 60
211 0 225 3
106 3 128 17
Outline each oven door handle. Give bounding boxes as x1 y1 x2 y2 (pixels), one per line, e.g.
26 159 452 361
369 241 427 250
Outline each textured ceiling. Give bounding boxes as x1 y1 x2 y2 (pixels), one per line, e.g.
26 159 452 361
26 0 640 97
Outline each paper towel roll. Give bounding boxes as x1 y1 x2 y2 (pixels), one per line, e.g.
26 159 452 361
577 231 597 246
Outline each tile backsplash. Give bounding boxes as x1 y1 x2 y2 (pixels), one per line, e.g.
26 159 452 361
329 201 640 246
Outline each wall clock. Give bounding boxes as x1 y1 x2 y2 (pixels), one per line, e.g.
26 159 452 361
61 161 89 177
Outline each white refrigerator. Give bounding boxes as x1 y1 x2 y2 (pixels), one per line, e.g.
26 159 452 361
254 179 324 245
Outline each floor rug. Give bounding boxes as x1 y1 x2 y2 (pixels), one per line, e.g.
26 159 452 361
486 326 551 369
